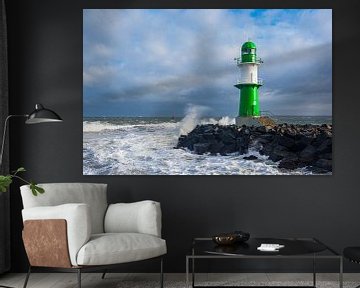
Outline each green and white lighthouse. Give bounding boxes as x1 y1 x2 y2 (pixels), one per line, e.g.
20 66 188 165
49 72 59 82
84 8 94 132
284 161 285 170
234 40 264 126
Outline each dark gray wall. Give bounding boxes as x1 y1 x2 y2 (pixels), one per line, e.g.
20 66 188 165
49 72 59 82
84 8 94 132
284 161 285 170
5 0 360 273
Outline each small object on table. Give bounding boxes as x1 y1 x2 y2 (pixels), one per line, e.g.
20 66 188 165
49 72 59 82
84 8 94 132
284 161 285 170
212 230 250 245
212 233 237 245
233 230 250 242
257 243 285 252
343 246 360 264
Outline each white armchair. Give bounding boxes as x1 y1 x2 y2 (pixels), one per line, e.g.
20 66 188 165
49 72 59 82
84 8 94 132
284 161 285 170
20 183 166 288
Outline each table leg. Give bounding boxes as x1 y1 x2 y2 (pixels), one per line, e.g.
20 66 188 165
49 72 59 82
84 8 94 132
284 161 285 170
192 246 195 288
186 257 189 288
192 257 195 288
339 257 343 288
313 254 316 287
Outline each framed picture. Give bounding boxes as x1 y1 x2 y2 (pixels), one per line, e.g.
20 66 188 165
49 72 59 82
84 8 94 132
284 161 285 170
83 9 332 175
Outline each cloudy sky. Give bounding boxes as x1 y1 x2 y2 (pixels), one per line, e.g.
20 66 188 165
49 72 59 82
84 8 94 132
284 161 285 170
83 9 332 117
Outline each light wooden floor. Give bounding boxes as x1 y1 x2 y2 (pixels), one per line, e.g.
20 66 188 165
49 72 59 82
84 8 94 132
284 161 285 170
1 273 360 288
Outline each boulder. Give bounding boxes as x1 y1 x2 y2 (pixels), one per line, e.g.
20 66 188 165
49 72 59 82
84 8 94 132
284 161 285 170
316 138 332 154
236 136 250 155
292 140 308 152
318 153 332 160
243 155 258 160
193 143 210 155
209 141 225 154
259 143 273 155
279 158 299 170
299 145 317 163
269 146 292 162
255 137 271 145
221 132 236 144
203 133 216 141
221 143 236 154
314 159 332 171
258 134 275 141
256 126 267 133
203 125 215 134
294 134 313 146
276 135 295 149
308 166 329 174
239 146 249 155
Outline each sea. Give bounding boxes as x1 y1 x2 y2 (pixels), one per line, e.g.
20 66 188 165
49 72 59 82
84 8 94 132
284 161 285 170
83 115 332 175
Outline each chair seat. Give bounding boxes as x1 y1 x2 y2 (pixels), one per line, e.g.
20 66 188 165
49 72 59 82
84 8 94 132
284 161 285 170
344 247 360 263
76 233 167 266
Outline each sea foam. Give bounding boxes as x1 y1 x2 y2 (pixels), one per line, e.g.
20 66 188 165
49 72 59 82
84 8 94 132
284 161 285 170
83 121 122 132
83 118 311 175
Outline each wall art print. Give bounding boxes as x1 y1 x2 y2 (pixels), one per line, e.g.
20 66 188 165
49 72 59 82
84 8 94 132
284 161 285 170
83 9 332 175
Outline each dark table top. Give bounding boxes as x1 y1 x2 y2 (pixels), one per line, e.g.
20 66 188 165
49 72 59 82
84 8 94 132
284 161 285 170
191 238 339 257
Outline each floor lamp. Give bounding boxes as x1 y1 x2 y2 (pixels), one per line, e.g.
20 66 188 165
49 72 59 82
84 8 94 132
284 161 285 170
0 103 62 288
0 103 63 167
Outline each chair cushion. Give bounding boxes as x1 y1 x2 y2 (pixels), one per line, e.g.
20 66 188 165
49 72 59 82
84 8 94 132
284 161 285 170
105 201 162 237
344 247 360 263
76 233 167 266
22 204 91 266
20 183 108 234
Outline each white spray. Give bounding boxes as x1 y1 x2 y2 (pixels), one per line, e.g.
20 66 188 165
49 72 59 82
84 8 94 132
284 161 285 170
178 105 236 136
178 105 210 136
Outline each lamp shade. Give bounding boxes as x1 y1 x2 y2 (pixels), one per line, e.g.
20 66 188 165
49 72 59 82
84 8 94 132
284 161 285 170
25 104 63 124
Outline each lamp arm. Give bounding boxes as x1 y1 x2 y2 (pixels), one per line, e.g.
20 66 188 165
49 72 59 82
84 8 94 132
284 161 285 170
0 114 28 168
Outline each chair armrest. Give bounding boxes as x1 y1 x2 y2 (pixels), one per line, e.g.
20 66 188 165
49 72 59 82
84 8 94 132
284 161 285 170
22 203 91 266
104 200 162 237
23 219 72 268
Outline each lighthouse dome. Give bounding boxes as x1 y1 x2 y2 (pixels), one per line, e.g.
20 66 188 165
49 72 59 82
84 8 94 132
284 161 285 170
241 41 257 62
241 41 256 51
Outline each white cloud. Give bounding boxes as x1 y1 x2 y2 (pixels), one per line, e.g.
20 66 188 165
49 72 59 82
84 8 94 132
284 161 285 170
83 64 122 86
83 9 332 116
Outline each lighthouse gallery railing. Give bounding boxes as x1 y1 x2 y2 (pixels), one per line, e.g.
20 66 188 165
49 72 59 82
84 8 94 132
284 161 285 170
237 78 263 85
234 57 263 66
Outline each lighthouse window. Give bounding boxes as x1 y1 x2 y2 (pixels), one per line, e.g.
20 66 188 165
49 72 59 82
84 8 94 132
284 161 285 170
250 48 256 54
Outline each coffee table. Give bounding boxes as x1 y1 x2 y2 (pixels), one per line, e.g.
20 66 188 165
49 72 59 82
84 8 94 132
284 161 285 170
186 237 343 288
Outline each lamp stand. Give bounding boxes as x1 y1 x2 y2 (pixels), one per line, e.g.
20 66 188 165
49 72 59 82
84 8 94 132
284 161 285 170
0 115 27 168
0 105 62 287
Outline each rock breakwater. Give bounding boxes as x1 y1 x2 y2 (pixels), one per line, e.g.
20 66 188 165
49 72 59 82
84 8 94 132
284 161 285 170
176 123 332 173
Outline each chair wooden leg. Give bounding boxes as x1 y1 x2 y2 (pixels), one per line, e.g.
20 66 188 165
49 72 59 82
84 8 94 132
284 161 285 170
101 270 107 279
160 257 164 288
23 266 31 288
77 268 81 288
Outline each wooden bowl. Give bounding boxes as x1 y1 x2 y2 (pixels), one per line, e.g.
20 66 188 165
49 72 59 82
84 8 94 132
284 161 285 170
212 234 237 245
